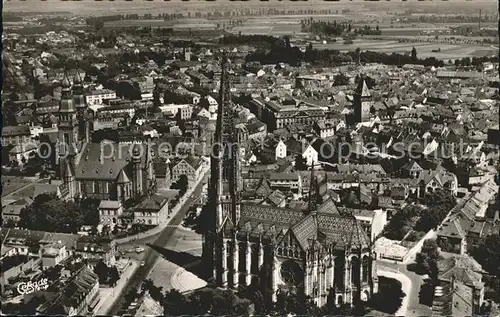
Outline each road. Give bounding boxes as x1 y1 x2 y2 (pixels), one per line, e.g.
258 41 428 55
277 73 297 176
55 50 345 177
107 172 208 315
376 260 432 317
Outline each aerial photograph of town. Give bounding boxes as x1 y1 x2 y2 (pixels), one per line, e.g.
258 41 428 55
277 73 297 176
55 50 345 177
1 0 499 316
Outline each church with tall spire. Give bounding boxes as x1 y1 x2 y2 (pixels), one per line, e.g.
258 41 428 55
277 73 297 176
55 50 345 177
202 53 379 308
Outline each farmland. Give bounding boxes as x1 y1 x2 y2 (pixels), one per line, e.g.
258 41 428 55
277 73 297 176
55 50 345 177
311 40 498 60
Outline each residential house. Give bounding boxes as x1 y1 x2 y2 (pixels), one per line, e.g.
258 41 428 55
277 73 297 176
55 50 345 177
98 200 123 229
37 266 100 316
399 160 423 178
133 194 169 225
8 143 38 165
159 104 193 120
171 156 203 184
2 126 32 147
261 138 287 162
85 89 117 105
314 120 336 139
269 172 303 193
247 120 267 141
75 236 116 267
432 255 485 316
2 198 33 225
42 242 69 270
287 138 318 166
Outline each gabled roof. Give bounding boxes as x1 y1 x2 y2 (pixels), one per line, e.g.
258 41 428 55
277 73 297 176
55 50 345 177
356 79 371 98
76 142 147 181
438 254 484 288
316 198 339 215
438 218 466 239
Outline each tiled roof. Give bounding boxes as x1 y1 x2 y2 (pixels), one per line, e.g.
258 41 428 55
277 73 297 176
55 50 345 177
316 213 370 249
438 218 466 239
438 254 484 288
99 200 121 209
432 281 473 316
75 142 147 181
2 125 31 136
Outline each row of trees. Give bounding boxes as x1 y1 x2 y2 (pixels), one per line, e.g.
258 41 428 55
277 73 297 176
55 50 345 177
346 50 445 68
301 19 381 36
383 190 456 240
219 34 278 47
354 25 382 36
246 39 446 68
155 281 405 316
454 56 498 67
405 14 498 23
301 19 353 36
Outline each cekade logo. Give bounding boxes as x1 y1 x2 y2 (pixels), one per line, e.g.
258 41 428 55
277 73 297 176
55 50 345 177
17 278 49 295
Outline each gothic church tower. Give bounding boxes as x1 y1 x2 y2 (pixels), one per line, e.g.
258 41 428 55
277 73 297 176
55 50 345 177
57 72 78 198
353 76 372 124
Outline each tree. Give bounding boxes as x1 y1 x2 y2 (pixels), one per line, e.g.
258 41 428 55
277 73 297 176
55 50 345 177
19 193 85 233
415 239 439 279
94 260 110 284
188 288 214 315
80 198 101 226
416 190 456 232
411 47 417 62
108 266 120 286
470 233 500 277
171 174 189 197
163 289 190 316
294 155 307 171
334 73 350 86
368 277 405 314
355 47 361 64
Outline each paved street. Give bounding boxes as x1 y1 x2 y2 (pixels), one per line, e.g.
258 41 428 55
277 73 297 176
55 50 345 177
148 227 205 292
94 260 139 315
377 259 432 317
107 171 209 315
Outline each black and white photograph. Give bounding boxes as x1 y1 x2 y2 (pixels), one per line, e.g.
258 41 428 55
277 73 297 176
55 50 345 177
1 0 499 316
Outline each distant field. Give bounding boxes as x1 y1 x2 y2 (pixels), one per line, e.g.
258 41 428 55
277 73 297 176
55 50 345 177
312 40 498 60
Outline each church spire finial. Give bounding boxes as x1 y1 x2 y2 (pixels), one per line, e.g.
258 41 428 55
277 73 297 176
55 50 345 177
62 72 71 89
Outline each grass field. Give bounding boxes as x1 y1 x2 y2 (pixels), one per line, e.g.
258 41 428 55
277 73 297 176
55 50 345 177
2 176 31 197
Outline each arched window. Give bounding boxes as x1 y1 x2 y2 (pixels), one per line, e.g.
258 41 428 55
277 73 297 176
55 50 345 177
351 256 361 286
362 256 369 283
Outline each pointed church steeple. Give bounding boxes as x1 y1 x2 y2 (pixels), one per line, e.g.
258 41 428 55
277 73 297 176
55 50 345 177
58 71 78 163
353 74 372 124
204 50 242 287
72 70 90 142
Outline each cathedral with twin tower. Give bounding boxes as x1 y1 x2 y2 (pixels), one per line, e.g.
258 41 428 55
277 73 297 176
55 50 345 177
202 53 379 307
